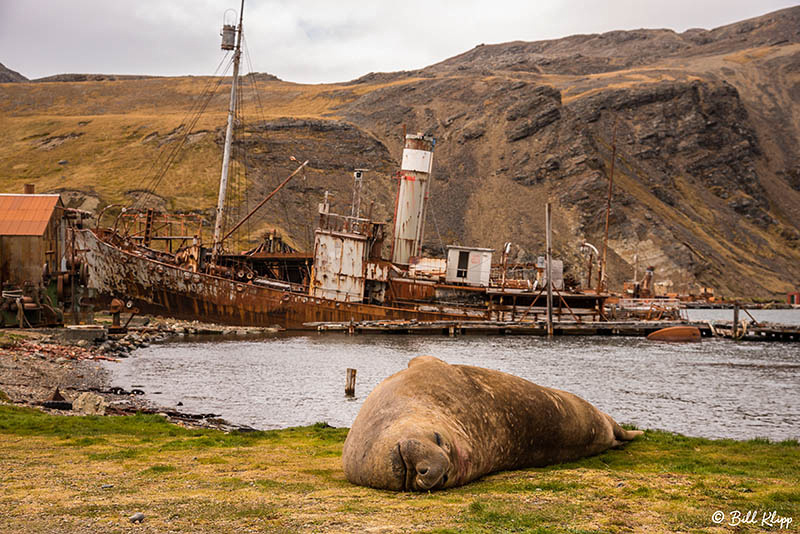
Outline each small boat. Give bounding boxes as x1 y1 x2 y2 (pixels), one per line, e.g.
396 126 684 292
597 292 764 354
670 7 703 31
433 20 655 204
646 325 701 342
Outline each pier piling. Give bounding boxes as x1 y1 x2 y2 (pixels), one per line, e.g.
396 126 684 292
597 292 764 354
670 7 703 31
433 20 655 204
345 368 357 397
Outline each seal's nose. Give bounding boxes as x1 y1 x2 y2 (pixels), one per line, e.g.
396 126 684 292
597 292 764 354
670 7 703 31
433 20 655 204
398 438 449 491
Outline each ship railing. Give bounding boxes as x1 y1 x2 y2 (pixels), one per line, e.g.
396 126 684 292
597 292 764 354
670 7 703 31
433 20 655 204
318 213 373 237
617 298 682 311
253 277 307 294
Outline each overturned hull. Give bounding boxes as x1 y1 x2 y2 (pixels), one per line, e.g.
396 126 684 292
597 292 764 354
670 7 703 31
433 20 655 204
646 325 701 342
75 229 485 330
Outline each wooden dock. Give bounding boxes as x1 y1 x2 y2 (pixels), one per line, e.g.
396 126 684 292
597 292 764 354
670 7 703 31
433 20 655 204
305 319 799 341
703 320 800 342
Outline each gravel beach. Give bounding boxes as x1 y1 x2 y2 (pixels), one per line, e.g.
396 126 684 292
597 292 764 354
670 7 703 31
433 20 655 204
0 319 280 429
0 329 153 413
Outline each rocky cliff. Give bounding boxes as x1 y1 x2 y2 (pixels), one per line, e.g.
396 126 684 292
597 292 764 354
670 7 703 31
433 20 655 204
2 6 799 298
336 6 800 298
0 62 27 83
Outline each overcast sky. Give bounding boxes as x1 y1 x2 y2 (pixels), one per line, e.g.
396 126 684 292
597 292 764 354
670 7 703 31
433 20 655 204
1 1 797 83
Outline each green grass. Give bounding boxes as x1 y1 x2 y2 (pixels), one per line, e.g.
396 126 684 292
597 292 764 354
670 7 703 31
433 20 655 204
461 499 579 532
0 404 797 533
87 448 142 461
0 404 326 444
139 464 177 476
493 479 584 493
0 331 25 349
195 455 228 465
0 404 193 438
60 436 108 447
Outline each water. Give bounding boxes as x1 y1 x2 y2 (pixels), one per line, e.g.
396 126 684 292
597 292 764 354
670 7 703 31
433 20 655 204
106 317 800 441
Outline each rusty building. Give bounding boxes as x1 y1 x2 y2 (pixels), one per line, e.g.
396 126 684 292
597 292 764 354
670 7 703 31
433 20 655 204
0 188 66 286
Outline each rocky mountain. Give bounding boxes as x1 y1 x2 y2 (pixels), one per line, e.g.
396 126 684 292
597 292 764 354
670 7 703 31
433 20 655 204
332 7 800 298
0 62 27 83
1 6 799 299
32 74 157 82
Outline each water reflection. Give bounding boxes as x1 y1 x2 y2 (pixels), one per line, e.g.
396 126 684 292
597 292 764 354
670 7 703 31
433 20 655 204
106 331 800 441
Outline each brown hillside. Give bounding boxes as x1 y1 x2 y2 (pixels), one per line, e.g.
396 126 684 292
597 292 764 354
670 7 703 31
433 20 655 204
1 6 799 298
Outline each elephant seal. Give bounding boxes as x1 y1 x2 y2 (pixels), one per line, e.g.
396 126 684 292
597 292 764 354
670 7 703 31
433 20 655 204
342 356 642 491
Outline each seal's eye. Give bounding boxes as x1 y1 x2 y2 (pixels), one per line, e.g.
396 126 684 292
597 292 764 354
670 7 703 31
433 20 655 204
434 432 442 446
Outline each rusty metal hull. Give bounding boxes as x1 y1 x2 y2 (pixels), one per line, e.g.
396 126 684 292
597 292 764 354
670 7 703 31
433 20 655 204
75 229 486 330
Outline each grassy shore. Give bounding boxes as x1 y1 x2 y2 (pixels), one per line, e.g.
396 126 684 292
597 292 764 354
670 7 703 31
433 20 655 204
0 404 797 533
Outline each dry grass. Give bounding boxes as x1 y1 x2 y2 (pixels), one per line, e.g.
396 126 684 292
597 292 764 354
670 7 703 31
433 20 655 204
0 74 423 249
723 47 776 65
0 75 420 208
0 405 797 533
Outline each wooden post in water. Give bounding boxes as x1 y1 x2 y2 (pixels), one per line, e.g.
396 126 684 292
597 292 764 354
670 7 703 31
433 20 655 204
546 203 553 337
345 368 357 397
733 301 740 339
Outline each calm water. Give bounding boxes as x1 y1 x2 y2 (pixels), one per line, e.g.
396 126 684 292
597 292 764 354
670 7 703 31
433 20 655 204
105 308 800 441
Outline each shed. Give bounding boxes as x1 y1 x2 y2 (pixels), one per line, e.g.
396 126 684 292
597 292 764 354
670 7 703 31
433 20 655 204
0 193 65 285
445 246 493 287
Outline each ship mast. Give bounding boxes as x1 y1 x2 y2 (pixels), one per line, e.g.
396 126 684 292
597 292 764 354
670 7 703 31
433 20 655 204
212 0 245 258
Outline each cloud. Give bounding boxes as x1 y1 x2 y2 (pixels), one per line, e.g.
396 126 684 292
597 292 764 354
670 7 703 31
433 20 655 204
1 0 797 82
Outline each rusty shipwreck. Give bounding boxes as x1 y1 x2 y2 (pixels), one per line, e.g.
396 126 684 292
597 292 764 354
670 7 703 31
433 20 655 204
74 2 607 330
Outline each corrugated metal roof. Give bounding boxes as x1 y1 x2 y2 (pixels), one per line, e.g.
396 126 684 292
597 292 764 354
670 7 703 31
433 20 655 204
0 194 62 236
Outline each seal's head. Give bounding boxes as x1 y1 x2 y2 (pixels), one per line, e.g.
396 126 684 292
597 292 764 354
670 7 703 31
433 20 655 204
354 417 469 491
342 357 472 491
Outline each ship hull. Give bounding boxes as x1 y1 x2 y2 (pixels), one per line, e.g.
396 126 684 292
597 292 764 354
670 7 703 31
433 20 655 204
646 325 701 342
74 229 486 330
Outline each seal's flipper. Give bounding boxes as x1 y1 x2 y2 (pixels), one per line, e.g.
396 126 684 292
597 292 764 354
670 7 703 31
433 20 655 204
609 417 643 447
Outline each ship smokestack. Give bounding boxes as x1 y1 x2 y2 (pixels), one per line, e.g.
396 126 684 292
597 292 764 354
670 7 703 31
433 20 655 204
24 183 35 194
391 133 435 266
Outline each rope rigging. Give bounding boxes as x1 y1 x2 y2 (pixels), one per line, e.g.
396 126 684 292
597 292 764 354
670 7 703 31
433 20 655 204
132 52 234 215
221 34 290 252
124 28 301 255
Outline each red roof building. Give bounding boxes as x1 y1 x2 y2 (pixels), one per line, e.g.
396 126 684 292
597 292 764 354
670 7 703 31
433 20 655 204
0 193 65 285
0 194 61 236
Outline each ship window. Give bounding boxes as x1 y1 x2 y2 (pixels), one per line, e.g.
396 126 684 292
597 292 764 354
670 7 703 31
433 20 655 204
456 251 469 278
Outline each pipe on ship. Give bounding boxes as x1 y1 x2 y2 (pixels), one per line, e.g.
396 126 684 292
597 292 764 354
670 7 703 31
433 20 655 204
391 134 435 266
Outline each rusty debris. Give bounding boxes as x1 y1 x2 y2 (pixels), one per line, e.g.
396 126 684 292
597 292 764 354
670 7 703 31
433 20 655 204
0 339 118 362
